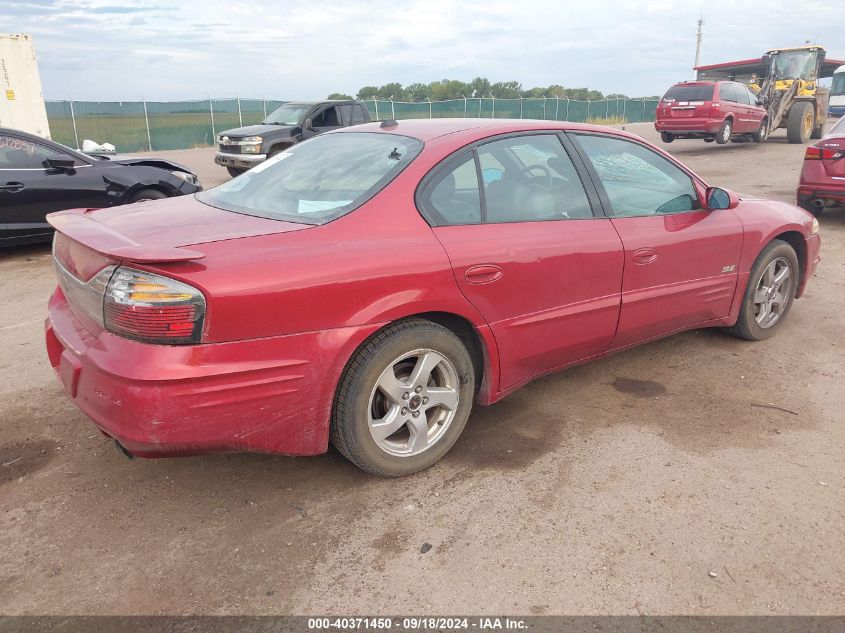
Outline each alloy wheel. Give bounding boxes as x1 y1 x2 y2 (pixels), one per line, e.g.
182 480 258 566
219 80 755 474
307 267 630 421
368 349 460 457
753 257 792 328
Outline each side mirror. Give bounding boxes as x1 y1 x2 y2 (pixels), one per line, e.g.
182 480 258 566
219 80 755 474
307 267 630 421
303 118 313 130
706 186 739 210
44 156 76 171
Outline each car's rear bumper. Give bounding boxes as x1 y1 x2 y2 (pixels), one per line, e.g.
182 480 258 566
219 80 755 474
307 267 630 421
45 288 377 458
214 151 266 170
654 118 721 134
797 183 845 206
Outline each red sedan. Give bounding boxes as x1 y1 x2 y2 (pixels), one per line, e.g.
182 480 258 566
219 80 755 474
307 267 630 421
45 119 820 476
798 114 845 215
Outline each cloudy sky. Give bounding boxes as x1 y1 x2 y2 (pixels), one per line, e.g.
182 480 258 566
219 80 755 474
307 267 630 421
3 0 843 102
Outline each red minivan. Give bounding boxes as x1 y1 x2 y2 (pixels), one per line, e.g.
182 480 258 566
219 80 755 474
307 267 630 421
655 81 769 144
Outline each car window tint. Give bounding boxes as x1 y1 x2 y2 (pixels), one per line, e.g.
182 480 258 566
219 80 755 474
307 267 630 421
477 134 593 222
0 135 56 169
719 83 738 102
313 107 340 127
337 105 352 125
574 134 701 217
351 105 367 124
421 152 482 225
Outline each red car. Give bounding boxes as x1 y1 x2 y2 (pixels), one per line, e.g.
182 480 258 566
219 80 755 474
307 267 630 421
797 114 845 215
45 119 820 476
655 81 769 144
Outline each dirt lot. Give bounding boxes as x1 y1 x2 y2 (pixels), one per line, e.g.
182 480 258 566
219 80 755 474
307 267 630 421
1 123 843 615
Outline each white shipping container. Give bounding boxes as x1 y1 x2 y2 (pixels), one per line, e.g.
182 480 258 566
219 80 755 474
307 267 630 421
0 33 50 139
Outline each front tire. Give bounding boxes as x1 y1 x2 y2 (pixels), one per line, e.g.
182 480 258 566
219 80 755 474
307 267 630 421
128 188 168 203
787 102 814 144
226 167 246 178
331 319 476 476
725 240 799 341
753 119 769 143
715 118 732 144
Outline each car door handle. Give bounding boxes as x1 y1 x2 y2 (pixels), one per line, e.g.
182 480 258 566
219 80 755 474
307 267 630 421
632 248 658 265
0 182 25 193
465 264 503 284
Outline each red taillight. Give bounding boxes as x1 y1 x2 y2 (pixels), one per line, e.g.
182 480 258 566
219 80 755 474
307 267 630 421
708 101 720 116
805 146 843 160
104 267 205 345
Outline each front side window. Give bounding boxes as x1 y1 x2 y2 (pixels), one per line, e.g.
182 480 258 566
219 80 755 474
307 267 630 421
0 135 56 169
198 132 422 225
574 134 701 217
312 107 340 127
832 73 845 96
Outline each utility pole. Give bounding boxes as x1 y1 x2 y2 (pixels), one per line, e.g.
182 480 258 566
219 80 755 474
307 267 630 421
694 12 705 74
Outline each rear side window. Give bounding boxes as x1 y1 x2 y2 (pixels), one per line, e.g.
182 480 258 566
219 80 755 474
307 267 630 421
719 83 739 103
419 133 594 225
662 84 714 101
198 132 423 225
573 134 701 217
351 105 368 124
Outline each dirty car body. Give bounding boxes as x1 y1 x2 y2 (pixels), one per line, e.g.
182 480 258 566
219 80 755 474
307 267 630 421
44 119 821 475
0 127 201 246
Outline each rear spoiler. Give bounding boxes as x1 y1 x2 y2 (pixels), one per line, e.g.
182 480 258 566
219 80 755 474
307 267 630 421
47 209 205 263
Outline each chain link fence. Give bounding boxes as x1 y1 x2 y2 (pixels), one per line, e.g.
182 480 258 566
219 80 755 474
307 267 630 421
46 97 660 153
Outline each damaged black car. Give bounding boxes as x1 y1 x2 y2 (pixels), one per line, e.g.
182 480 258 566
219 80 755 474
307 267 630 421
0 128 201 246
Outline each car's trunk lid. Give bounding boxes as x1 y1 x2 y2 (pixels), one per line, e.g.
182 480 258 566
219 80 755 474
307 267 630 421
817 137 845 178
49 195 310 281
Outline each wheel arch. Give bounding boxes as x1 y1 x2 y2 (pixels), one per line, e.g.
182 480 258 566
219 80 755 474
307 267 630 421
333 311 499 411
771 230 806 297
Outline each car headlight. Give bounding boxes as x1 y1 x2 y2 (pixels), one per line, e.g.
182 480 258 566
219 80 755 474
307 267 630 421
216 134 224 144
172 170 199 186
811 217 819 236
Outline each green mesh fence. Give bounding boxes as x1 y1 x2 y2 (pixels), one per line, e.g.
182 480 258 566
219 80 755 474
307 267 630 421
46 97 659 152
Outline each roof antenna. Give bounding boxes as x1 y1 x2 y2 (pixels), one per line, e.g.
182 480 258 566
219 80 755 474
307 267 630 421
380 118 398 128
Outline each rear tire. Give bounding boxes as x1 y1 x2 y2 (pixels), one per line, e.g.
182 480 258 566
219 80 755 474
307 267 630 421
787 102 814 144
660 132 674 143
724 240 799 341
226 167 246 178
715 118 732 144
330 319 476 477
128 188 168 203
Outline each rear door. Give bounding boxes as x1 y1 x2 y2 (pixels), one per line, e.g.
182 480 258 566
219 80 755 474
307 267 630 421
419 132 624 391
569 132 744 349
717 83 743 131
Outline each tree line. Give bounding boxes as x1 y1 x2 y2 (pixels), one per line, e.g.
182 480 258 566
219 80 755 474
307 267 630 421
327 78 633 102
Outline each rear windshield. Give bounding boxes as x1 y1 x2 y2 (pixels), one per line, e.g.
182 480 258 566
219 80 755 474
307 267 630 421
662 85 714 101
197 132 423 225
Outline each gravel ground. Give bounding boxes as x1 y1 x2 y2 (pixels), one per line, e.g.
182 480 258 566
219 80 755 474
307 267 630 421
0 122 843 615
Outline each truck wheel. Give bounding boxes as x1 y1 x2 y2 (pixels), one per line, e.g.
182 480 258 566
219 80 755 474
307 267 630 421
752 119 769 143
787 102 814 144
660 132 674 143
715 119 732 144
226 167 246 178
